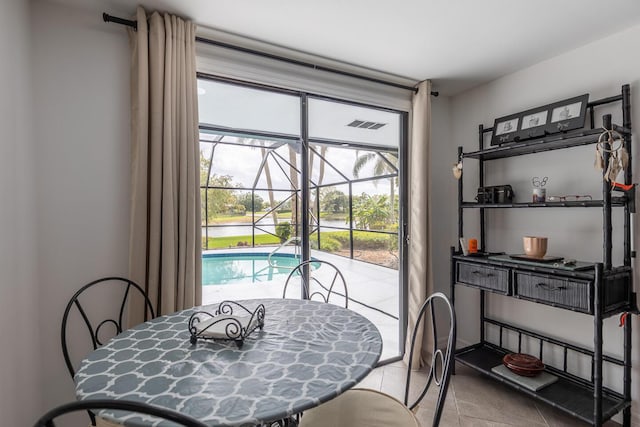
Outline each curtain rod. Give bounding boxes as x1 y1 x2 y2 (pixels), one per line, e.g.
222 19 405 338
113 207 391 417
102 13 439 96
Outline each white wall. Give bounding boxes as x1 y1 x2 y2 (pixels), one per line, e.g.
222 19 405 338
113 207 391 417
0 0 41 425
450 23 640 423
32 0 131 420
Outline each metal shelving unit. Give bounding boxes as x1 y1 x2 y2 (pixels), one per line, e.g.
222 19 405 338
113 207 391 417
450 85 635 427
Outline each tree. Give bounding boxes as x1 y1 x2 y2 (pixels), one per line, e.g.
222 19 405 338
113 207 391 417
201 175 238 221
237 192 264 212
320 189 348 214
258 140 279 226
200 153 238 222
352 151 398 223
309 144 328 212
275 221 293 243
277 198 292 212
351 193 391 230
288 144 300 235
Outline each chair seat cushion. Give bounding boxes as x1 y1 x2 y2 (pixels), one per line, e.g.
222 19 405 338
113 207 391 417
300 388 420 427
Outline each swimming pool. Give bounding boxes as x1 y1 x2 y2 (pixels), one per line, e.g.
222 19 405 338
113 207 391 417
202 252 311 285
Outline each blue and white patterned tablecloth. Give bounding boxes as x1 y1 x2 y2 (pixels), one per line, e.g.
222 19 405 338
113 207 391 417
74 298 382 427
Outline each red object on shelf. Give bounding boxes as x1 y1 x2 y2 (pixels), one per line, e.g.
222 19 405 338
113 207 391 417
619 312 629 327
503 353 544 377
611 181 634 192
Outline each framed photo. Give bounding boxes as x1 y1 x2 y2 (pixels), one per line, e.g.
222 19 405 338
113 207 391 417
546 94 589 134
491 114 520 146
519 107 548 140
521 111 547 130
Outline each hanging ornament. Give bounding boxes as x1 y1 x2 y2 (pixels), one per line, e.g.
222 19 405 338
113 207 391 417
452 161 463 180
596 129 628 183
594 145 604 170
620 147 629 171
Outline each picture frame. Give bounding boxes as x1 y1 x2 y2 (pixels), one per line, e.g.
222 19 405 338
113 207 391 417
545 94 589 135
491 113 520 146
518 106 548 140
490 93 589 146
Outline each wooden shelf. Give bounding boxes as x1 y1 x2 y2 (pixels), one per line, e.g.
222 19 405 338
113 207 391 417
456 344 629 425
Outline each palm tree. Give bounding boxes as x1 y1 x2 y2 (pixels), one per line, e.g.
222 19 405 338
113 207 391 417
288 144 300 235
309 144 328 229
286 143 328 237
259 141 279 226
352 152 398 223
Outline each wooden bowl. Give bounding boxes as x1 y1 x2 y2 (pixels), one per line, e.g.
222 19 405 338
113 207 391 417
523 236 547 258
503 353 544 377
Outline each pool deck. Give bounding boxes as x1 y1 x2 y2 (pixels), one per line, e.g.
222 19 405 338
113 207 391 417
202 246 400 361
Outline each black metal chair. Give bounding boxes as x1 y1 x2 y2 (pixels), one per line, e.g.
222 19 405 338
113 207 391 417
300 292 456 427
33 399 208 427
282 259 349 308
61 277 155 425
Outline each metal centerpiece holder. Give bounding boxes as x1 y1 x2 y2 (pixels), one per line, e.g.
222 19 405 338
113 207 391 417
188 300 265 348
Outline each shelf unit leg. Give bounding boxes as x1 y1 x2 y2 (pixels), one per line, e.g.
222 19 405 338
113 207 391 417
450 246 456 376
622 83 632 427
593 264 603 426
480 290 485 344
623 311 632 427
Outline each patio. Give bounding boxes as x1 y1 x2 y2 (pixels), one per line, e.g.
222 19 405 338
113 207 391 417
202 246 400 361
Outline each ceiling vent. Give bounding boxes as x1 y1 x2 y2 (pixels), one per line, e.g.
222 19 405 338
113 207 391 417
347 120 387 130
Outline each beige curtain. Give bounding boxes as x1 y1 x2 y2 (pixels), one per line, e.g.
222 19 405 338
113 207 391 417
404 80 433 369
127 6 201 325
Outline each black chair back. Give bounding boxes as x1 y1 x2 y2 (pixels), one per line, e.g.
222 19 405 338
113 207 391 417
283 260 349 307
33 399 208 427
61 276 155 379
404 292 456 427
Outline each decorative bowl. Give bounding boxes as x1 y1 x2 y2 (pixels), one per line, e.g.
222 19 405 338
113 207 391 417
523 236 548 258
503 353 544 377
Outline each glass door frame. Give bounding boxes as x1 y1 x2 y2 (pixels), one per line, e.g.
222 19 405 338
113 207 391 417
198 73 409 361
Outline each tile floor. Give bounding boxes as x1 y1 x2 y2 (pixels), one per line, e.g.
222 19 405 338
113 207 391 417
359 361 621 427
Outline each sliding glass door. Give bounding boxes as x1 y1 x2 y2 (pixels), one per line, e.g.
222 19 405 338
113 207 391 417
306 96 405 360
197 76 407 361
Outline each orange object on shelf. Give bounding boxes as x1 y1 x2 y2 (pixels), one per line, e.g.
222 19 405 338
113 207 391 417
468 239 478 253
611 181 634 192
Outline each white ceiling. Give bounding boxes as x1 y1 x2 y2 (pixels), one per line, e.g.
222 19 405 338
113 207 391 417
50 0 640 95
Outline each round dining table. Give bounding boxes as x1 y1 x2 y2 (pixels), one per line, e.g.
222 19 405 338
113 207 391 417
74 298 382 426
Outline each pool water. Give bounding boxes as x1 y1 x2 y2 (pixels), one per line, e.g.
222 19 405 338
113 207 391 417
202 253 307 285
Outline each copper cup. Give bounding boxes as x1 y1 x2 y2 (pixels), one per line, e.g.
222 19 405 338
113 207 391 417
523 236 547 258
